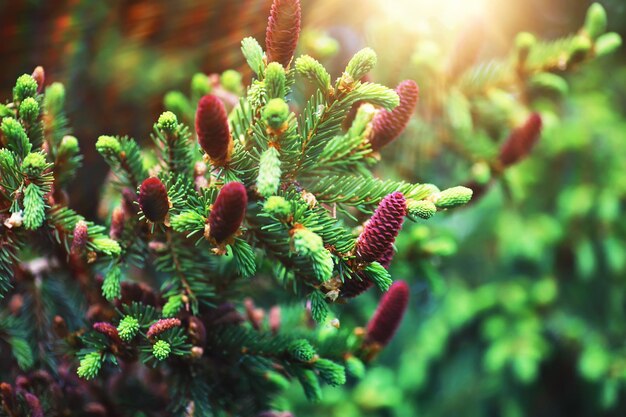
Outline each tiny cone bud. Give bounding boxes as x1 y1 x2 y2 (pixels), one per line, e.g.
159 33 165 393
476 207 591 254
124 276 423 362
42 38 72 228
499 113 542 167
369 80 419 151
188 316 207 346
269 306 281 334
0 383 15 410
109 207 125 240
32 66 45 93
208 182 248 243
407 199 437 219
92 322 121 343
365 280 409 346
138 177 169 223
355 192 406 264
71 220 89 255
265 0 301 68
147 318 182 339
23 392 43 417
195 95 232 166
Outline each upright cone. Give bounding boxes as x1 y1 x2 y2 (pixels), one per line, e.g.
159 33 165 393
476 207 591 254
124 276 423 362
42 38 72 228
499 113 542 167
369 80 419 151
195 95 232 167
208 182 248 243
265 0 301 68
365 280 409 347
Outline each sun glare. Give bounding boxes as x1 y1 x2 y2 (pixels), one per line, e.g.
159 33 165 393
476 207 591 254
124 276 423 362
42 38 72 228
380 0 488 30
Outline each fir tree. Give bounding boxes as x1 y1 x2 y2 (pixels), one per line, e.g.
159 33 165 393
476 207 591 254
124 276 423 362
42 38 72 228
0 1 472 415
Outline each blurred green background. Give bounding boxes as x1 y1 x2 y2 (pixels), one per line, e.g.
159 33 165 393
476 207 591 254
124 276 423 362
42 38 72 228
2 0 626 416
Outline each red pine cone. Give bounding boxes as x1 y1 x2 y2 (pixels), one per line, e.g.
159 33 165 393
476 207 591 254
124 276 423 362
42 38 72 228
369 80 419 151
499 113 543 167
195 94 232 166
32 66 45 93
22 392 43 417
365 280 409 346
109 207 125 240
93 322 121 344
71 220 88 255
138 177 169 223
208 182 248 243
265 0 301 68
147 318 182 339
355 192 406 264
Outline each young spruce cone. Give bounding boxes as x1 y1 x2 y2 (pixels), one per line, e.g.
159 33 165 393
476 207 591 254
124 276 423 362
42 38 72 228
343 194 405 298
499 112 543 167
369 80 419 151
355 192 406 264
265 0 301 68
207 182 248 243
147 318 182 339
195 94 232 166
138 177 169 223
365 280 409 347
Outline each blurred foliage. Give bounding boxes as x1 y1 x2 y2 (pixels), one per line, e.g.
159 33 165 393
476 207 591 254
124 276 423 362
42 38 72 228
287 2 626 417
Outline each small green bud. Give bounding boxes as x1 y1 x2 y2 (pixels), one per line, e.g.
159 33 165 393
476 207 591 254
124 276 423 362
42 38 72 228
584 3 607 40
21 152 48 177
471 161 491 184
263 196 291 218
13 74 38 103
262 98 290 130
59 135 79 156
43 82 65 115
529 73 569 96
247 80 267 108
191 73 212 100
407 199 437 220
515 32 536 53
164 91 192 119
96 135 121 157
432 186 473 209
345 356 365 379
152 340 171 361
241 37 265 76
162 294 183 318
220 69 243 95
256 147 282 197
345 47 377 81
295 55 331 93
22 183 45 230
595 32 622 56
1 117 31 157
265 62 286 99
314 358 346 386
102 266 122 301
77 352 102 380
288 339 317 362
19 97 40 123
157 111 178 132
0 149 17 171
117 316 139 341
292 227 324 254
